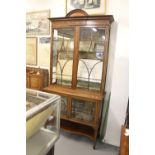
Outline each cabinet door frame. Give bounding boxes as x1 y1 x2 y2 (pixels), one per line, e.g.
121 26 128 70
50 26 75 86
100 27 110 94
50 20 111 93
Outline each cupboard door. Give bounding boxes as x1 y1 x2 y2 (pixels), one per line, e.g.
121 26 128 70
71 98 96 123
77 27 105 91
52 28 74 87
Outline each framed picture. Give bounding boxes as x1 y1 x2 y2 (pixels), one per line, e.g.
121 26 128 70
38 43 50 67
26 10 50 35
39 37 51 44
66 0 106 15
38 37 51 67
26 37 37 65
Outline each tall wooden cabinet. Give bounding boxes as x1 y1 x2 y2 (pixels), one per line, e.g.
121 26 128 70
43 9 114 149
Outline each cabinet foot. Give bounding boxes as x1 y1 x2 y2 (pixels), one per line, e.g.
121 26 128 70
93 141 96 150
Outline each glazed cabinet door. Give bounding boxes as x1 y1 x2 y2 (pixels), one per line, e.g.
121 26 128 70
60 96 72 120
70 98 96 125
60 96 68 118
51 28 75 87
77 27 106 91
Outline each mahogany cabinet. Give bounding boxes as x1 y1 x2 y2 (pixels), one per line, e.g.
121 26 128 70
43 9 114 149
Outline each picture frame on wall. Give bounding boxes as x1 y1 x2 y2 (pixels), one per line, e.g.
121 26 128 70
26 37 37 65
39 37 51 44
38 37 51 67
26 10 50 35
66 0 106 15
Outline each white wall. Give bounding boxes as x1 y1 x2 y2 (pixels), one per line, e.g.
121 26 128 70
104 0 129 146
26 0 66 17
26 0 66 69
26 0 129 147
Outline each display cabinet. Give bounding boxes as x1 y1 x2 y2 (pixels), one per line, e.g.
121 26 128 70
43 9 114 149
26 89 61 155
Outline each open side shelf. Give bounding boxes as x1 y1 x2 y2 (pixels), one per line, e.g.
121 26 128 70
61 115 96 127
60 119 95 140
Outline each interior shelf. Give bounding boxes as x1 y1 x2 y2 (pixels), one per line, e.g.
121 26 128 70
61 116 96 128
60 119 95 140
68 118 96 127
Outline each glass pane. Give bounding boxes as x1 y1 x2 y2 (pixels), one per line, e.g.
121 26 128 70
26 89 61 140
61 96 67 116
45 100 60 134
77 27 105 91
71 99 95 123
52 28 74 87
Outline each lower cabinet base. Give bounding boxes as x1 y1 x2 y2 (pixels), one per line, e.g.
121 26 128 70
43 85 104 150
60 119 98 149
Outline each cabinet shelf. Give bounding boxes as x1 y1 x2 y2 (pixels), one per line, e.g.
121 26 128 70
68 118 96 128
60 119 95 140
61 113 96 128
61 115 96 128
60 115 68 120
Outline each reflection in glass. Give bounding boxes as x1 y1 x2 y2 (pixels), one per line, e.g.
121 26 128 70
71 99 95 122
61 96 67 116
52 28 74 87
77 27 105 91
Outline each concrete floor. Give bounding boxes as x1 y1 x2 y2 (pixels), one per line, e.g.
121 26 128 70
55 131 119 155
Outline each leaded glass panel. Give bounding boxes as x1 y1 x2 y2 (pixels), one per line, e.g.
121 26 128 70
52 28 74 87
77 27 105 91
